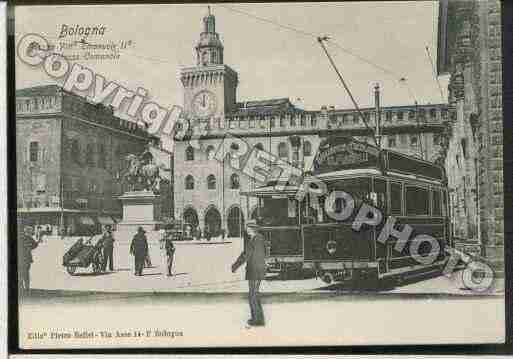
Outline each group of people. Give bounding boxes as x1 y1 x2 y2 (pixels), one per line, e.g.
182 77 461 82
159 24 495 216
18 219 266 327
97 224 176 277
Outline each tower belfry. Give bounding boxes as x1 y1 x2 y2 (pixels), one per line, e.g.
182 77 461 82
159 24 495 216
196 6 224 66
181 8 238 118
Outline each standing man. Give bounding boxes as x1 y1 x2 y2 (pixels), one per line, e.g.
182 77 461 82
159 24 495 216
130 226 148 276
231 220 266 327
163 224 176 276
100 225 115 272
19 225 39 293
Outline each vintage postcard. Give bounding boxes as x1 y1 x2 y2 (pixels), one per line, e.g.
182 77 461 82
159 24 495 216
13 1 505 349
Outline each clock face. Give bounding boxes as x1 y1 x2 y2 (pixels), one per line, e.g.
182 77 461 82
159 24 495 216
192 90 217 118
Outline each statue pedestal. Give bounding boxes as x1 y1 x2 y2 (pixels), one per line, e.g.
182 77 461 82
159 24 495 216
116 191 162 237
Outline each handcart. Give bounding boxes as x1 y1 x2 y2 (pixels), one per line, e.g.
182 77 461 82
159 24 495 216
62 237 104 275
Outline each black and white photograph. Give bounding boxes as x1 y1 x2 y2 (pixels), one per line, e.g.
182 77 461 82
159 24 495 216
11 1 506 349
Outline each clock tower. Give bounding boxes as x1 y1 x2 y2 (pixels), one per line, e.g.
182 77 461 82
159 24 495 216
181 7 238 120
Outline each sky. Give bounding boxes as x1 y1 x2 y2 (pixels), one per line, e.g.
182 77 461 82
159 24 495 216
15 2 449 115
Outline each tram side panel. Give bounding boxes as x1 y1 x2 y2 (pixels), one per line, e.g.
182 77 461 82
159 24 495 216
302 218 448 285
303 223 377 283
384 217 447 273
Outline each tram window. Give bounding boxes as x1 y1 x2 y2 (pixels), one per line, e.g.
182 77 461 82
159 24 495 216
432 189 442 216
331 178 370 203
373 178 387 211
405 186 429 216
390 182 402 216
321 178 371 222
261 197 298 226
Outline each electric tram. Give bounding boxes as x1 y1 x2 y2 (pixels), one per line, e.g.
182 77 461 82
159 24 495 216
243 181 305 275
243 135 452 286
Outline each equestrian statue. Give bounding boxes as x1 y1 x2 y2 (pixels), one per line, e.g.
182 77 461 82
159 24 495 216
122 146 162 193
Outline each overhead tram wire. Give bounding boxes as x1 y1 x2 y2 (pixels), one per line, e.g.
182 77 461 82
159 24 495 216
217 4 406 147
218 4 405 80
217 4 319 40
219 5 451 112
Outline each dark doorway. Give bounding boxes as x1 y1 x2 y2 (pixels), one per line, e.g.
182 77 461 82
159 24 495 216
204 206 222 237
183 207 199 228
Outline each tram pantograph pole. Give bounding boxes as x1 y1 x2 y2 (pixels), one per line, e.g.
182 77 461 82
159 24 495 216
317 36 379 147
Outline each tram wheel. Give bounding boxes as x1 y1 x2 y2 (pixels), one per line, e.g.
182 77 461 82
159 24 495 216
66 266 77 275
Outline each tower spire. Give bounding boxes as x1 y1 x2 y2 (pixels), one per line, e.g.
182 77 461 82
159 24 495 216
196 7 224 66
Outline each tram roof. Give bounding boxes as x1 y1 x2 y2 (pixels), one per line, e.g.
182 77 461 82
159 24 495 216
241 183 301 198
313 135 446 183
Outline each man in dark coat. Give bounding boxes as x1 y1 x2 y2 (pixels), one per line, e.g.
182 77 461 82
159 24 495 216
163 224 176 276
19 225 39 292
231 220 267 326
130 226 148 276
100 225 115 271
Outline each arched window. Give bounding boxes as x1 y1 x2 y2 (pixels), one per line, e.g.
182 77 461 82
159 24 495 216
186 146 194 161
206 145 215 160
86 144 95 166
230 173 240 189
303 141 312 157
278 142 289 159
185 175 194 190
207 174 216 190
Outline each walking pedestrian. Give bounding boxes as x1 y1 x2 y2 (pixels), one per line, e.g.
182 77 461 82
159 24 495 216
130 226 148 276
19 225 39 293
163 224 176 276
231 220 266 327
100 225 115 271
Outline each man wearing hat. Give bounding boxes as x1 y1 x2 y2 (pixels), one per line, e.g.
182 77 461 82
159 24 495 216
163 223 176 276
231 220 266 326
130 226 149 276
100 225 115 272
18 224 39 293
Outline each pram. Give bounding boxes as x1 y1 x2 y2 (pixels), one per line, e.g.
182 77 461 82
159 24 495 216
62 236 104 275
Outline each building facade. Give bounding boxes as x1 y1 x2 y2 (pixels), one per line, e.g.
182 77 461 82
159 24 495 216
16 85 167 235
437 0 503 273
174 10 449 238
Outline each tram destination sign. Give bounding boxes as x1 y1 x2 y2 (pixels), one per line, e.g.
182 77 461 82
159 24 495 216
313 137 380 174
